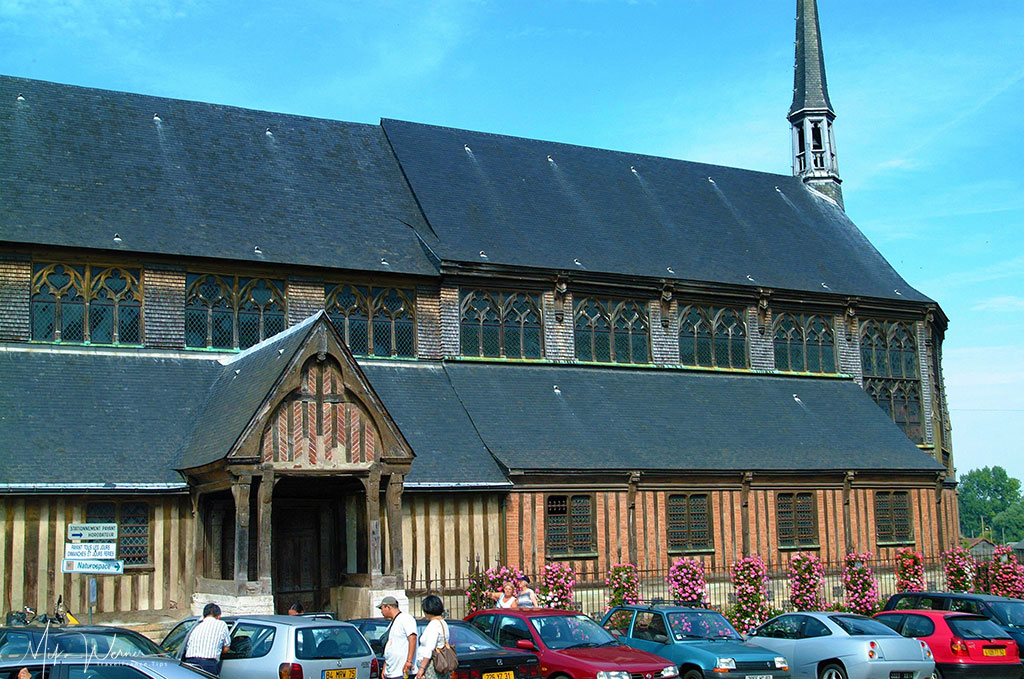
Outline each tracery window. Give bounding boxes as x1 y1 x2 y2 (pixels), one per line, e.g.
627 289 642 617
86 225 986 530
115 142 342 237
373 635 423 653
776 492 818 548
875 491 912 544
773 313 836 373
185 274 286 350
459 290 542 359
86 501 150 566
31 263 142 345
325 284 415 357
574 297 650 364
861 320 923 442
666 494 712 553
545 494 594 557
678 305 748 369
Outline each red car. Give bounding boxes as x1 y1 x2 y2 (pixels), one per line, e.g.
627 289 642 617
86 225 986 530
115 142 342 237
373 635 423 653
874 609 1022 678
466 608 680 679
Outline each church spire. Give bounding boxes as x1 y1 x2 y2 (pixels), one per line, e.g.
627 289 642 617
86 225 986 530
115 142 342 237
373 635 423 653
789 0 843 207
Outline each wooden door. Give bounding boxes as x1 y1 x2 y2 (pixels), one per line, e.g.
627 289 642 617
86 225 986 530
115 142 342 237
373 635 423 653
273 503 322 614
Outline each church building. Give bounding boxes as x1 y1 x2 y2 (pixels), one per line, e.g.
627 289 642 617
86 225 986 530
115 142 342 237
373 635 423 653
0 0 956 623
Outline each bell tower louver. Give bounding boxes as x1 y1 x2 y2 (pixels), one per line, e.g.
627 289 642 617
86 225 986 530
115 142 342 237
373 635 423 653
789 0 843 208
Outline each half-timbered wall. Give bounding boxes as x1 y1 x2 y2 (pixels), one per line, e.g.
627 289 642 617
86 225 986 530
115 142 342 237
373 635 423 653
401 493 504 584
0 495 191 618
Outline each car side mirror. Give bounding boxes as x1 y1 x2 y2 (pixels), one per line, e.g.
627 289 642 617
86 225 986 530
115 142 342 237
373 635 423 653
515 639 538 651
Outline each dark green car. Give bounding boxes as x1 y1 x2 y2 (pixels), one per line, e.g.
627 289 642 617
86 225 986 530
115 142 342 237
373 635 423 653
600 605 791 679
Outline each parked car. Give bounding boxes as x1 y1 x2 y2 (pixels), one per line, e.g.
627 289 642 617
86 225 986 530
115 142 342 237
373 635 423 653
0 654 213 678
745 612 934 679
882 591 1024 653
465 607 680 679
348 617 542 678
600 604 790 678
0 625 168 658
162 615 376 679
874 609 1022 678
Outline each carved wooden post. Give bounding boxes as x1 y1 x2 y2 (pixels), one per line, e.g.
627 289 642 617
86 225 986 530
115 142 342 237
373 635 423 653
934 472 947 551
364 468 383 577
386 473 405 585
627 471 640 565
843 471 855 554
232 475 252 583
257 467 276 583
188 490 203 586
741 472 753 556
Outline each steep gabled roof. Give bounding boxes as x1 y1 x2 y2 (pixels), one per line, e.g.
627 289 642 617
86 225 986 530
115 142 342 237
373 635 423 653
381 119 930 303
0 75 437 276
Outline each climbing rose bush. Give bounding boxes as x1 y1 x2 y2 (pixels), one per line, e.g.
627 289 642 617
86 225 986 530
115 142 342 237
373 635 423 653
465 564 525 614
843 551 880 615
667 558 707 605
894 548 926 592
730 555 771 633
606 563 641 608
539 562 576 609
943 545 976 593
991 546 1024 599
788 552 825 611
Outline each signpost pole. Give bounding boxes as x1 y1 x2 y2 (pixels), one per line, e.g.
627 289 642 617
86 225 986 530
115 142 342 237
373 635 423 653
88 577 96 625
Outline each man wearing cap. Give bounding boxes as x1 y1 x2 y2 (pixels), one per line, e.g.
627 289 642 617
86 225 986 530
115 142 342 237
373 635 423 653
378 595 417 679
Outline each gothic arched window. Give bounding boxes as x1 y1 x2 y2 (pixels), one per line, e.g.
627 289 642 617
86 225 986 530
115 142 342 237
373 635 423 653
574 297 649 364
679 305 747 369
773 313 836 373
460 290 542 359
325 284 415 357
861 320 923 442
185 274 285 350
31 262 142 345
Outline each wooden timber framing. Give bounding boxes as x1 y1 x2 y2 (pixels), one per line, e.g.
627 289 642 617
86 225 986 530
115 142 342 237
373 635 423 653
401 493 505 584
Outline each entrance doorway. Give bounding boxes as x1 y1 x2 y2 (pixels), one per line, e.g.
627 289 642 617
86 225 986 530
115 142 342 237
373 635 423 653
273 502 325 613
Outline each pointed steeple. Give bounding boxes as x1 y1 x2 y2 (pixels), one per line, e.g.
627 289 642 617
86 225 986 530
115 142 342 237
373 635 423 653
789 0 843 208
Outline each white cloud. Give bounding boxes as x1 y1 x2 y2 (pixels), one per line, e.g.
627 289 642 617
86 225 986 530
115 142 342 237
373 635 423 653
971 296 1024 312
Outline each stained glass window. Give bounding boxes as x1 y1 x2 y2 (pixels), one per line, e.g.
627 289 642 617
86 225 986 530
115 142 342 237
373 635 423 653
667 494 712 552
86 501 150 566
777 492 818 547
574 297 649 364
875 491 912 544
679 305 747 369
185 274 286 350
459 290 542 359
773 313 836 373
861 320 923 443
546 495 594 556
31 263 142 345
325 284 415 357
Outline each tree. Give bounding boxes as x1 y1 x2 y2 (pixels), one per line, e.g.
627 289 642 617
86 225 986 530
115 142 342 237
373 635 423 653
993 500 1024 544
959 466 1022 538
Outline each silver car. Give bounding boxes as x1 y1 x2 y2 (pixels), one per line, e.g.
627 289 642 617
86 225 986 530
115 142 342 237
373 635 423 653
745 612 935 679
162 615 376 679
0 654 213 678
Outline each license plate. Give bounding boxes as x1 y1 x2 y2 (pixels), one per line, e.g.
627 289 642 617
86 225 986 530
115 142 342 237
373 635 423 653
746 675 772 679
482 672 515 679
984 647 1007 656
324 670 357 679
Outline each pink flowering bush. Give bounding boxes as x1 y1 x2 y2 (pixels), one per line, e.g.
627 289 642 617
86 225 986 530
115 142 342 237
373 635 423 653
788 552 825 611
606 563 641 607
539 562 576 609
990 546 1024 599
942 545 975 592
466 564 525 614
894 548 926 592
730 555 771 633
667 558 707 605
843 552 880 615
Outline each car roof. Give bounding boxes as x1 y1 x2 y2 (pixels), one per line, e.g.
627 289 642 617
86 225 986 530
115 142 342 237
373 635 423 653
892 591 1024 603
877 609 995 620
230 615 357 628
0 654 182 666
610 604 718 614
471 608 584 617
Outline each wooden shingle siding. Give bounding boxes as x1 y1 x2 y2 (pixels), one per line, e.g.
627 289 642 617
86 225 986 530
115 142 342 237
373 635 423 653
286 279 325 326
142 268 185 349
0 257 31 342
0 496 191 617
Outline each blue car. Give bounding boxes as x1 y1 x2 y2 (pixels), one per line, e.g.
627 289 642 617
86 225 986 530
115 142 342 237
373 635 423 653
601 605 791 679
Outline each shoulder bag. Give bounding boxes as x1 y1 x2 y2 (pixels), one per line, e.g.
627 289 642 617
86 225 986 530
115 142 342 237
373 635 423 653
431 620 459 674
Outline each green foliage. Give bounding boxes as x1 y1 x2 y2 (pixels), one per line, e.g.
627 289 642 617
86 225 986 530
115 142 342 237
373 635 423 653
993 500 1024 544
959 466 1022 538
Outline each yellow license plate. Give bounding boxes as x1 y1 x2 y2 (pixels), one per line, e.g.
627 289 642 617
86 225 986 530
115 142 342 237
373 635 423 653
482 672 515 679
324 670 357 679
984 648 1007 657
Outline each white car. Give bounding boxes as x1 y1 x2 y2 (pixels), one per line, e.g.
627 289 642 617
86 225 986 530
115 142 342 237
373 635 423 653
745 612 934 679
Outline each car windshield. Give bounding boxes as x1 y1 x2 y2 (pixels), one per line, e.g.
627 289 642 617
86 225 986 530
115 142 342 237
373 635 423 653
295 626 370 659
530 615 617 650
948 616 1013 640
416 622 499 653
989 601 1024 629
667 611 742 641
830 616 899 636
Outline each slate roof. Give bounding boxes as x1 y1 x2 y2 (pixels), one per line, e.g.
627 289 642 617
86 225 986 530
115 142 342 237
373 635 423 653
381 119 929 303
791 0 834 116
0 75 437 276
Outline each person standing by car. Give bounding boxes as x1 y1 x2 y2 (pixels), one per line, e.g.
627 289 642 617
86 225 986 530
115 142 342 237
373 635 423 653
379 595 417 679
414 595 451 679
516 576 538 608
183 602 231 676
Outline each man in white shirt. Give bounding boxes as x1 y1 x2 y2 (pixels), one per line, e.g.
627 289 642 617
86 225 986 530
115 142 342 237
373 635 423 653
379 596 417 679
184 602 232 676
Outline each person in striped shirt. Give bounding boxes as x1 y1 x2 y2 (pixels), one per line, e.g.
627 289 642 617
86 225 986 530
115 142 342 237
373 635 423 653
184 602 232 676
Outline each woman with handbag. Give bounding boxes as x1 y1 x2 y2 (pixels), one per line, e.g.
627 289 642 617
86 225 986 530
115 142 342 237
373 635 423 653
415 595 458 679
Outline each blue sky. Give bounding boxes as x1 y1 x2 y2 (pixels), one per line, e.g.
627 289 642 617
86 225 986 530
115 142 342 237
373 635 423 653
3 0 1021 480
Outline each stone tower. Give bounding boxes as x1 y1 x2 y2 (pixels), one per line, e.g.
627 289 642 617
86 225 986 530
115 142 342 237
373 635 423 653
789 0 843 208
